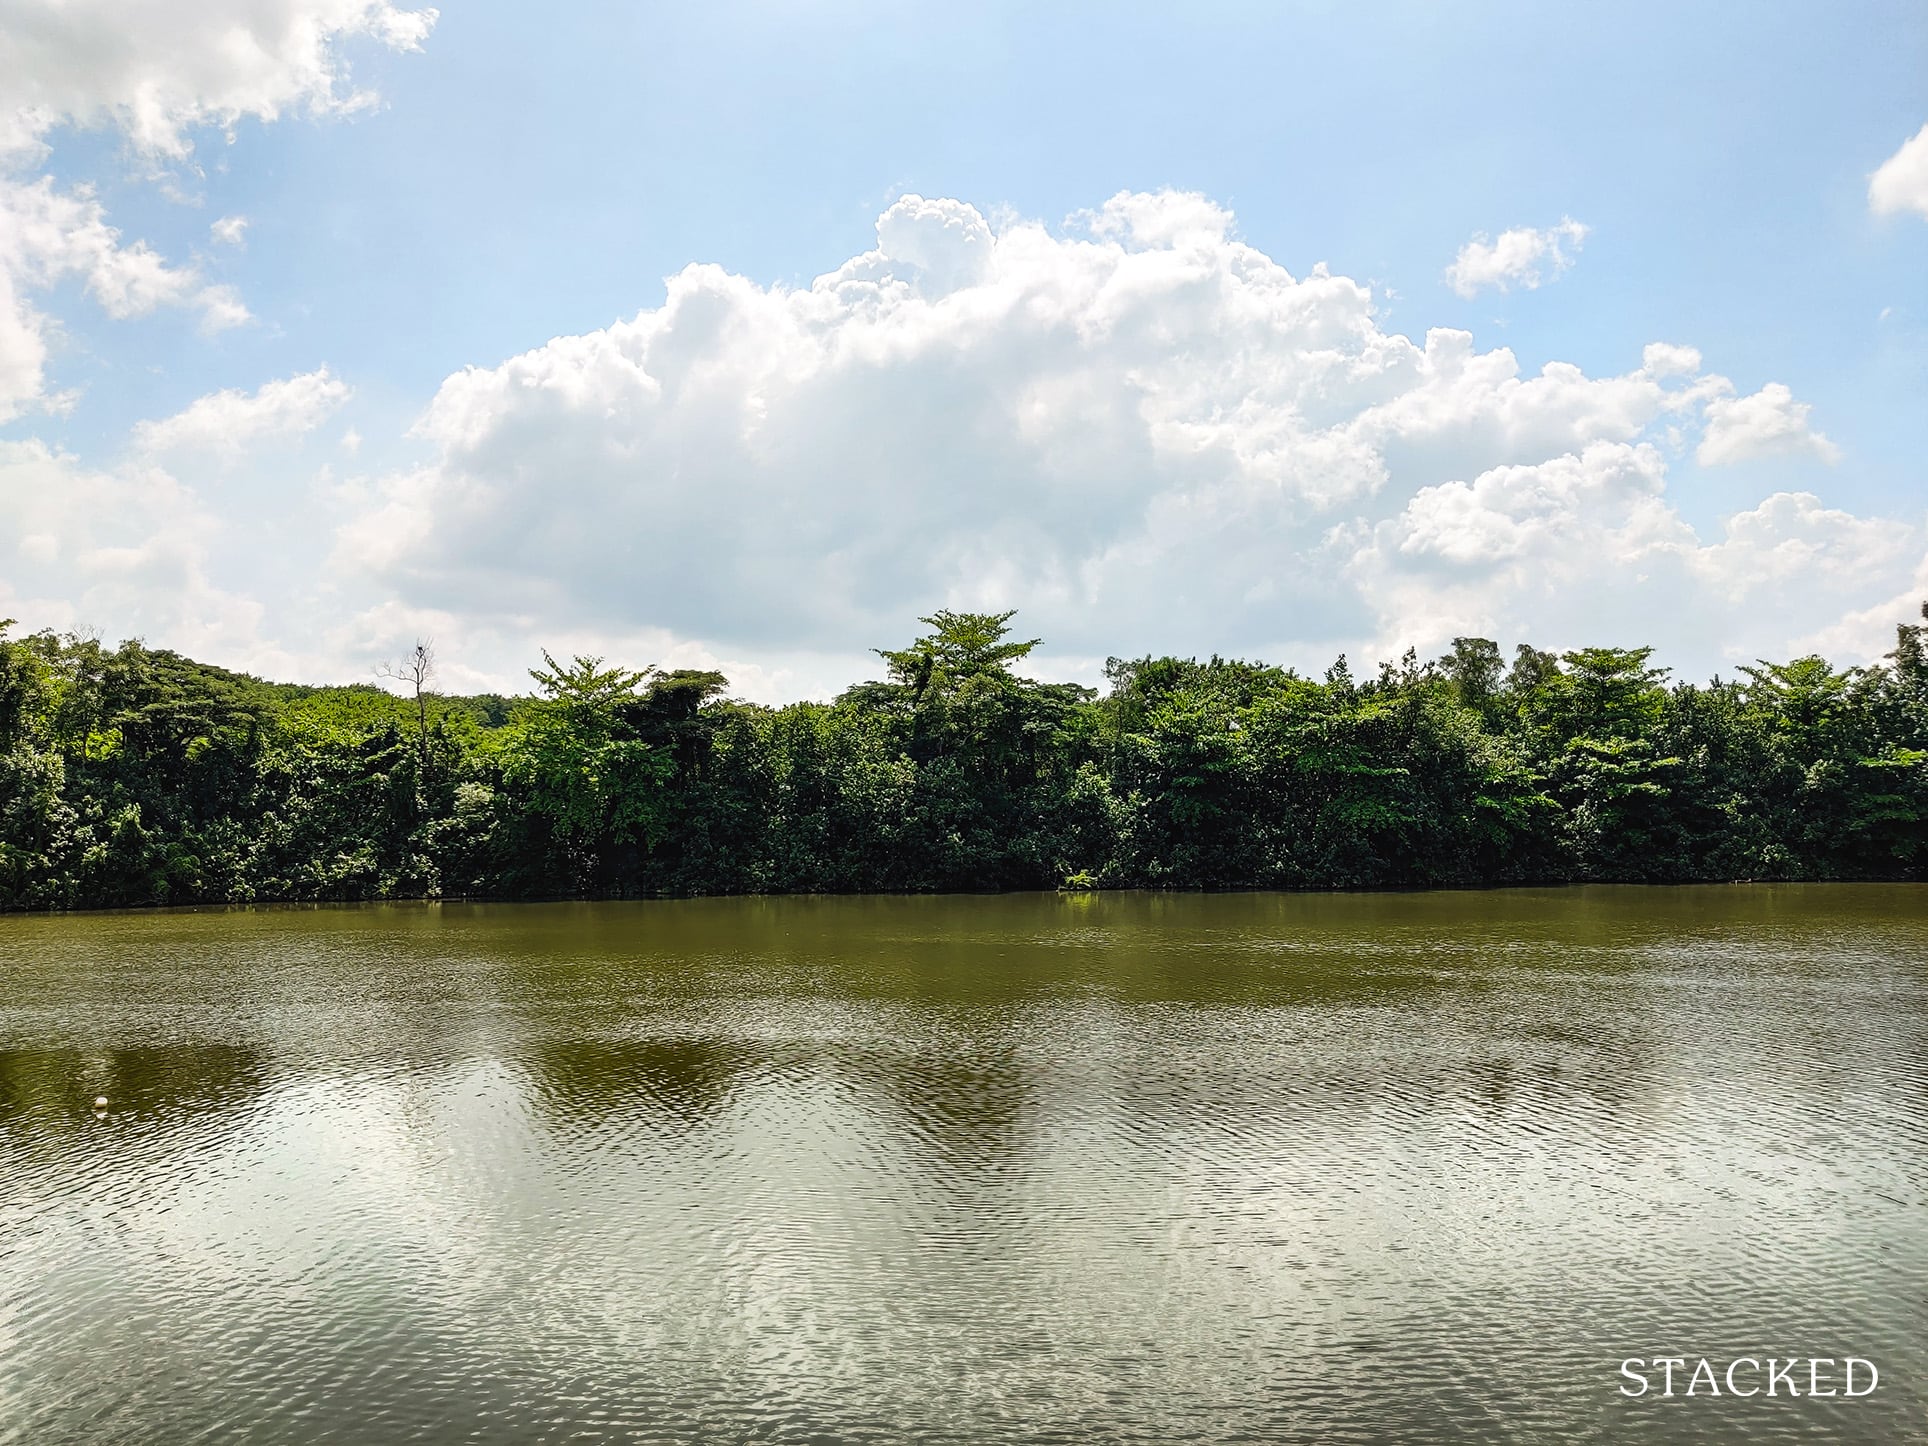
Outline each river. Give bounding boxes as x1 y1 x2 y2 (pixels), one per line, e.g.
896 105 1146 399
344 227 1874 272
2 886 1924 1443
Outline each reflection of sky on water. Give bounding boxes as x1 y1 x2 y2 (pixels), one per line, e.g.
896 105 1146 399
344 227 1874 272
1 887 1925 1443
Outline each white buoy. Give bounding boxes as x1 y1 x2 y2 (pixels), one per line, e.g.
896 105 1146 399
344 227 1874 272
93 1096 108 1109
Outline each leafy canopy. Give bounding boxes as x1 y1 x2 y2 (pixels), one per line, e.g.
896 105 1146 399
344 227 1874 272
875 610 1041 698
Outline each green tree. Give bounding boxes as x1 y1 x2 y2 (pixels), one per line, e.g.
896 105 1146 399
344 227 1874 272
495 652 674 892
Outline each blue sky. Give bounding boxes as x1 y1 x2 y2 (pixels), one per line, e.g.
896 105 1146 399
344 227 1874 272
3 1 1926 697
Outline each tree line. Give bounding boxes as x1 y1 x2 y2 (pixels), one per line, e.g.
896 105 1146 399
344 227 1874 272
2 606 1924 910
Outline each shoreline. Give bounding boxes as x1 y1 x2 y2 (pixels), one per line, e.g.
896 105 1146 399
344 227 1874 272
7 875 1923 921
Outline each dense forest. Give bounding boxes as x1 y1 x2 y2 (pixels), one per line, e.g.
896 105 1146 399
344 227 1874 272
2 606 1925 910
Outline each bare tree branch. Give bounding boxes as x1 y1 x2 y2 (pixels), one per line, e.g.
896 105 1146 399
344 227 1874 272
376 638 437 759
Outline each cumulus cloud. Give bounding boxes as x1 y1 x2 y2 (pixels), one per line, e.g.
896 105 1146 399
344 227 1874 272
0 438 271 664
1800 548 1928 664
135 367 351 455
327 190 1918 684
1347 449 1900 665
1693 491 1906 600
0 0 437 160
1445 218 1589 298
1869 122 1928 220
1640 342 1701 378
0 178 250 416
0 0 434 416
210 215 249 247
1369 443 1679 570
1697 381 1839 466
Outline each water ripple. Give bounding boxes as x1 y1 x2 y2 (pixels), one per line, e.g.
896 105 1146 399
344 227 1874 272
1 885 1924 1444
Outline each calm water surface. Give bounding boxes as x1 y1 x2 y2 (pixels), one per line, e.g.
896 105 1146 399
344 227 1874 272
2 887 1925 1444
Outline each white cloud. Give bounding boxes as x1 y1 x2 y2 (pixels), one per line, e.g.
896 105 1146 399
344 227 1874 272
0 178 254 417
1799 549 1928 664
0 0 438 161
1697 381 1839 466
0 438 273 665
1347 450 1914 671
1372 443 1680 569
1445 218 1589 298
1640 342 1701 378
195 285 251 334
320 190 1918 688
1869 122 1928 220
210 215 249 247
135 367 351 455
1693 492 1906 601
0 0 434 416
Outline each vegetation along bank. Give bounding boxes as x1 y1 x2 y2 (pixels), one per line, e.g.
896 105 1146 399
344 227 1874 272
2 607 1924 910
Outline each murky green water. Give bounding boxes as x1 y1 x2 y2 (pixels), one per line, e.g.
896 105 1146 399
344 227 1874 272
2 887 1924 1444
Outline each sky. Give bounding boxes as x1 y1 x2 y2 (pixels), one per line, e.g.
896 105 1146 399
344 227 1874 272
2 0 1926 701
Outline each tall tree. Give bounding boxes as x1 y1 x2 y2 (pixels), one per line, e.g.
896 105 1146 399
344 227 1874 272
377 638 437 762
